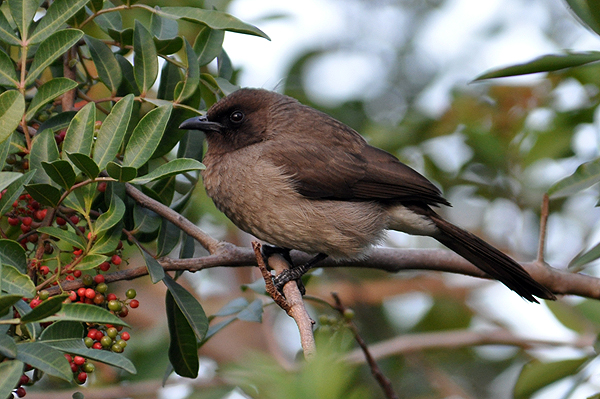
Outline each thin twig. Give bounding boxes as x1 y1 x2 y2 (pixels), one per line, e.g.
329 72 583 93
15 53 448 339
537 193 550 263
332 293 399 399
252 242 290 312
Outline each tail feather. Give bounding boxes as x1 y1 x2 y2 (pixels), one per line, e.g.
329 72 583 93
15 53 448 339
429 214 555 303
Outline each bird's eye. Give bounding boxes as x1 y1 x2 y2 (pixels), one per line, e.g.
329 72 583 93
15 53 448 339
229 111 245 124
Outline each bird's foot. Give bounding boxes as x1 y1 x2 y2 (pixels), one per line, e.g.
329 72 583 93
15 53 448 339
261 245 306 294
272 253 328 295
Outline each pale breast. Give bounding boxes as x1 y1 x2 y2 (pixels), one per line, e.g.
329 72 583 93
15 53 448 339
202 146 389 259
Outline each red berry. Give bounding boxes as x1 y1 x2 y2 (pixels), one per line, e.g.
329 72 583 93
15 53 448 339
15 386 26 397
73 248 82 256
87 329 98 339
64 354 72 362
73 270 82 278
70 363 78 372
20 224 30 233
111 255 122 265
8 217 19 226
121 331 130 341
68 291 77 301
99 262 110 272
85 288 95 299
65 275 75 281
97 182 107 192
77 288 86 298
34 209 47 221
73 356 85 365
94 331 103 341
94 274 105 284
93 293 104 305
92 342 102 350
70 215 80 224
106 293 117 301
21 217 32 226
19 374 29 385
29 299 41 308
77 372 87 383
129 299 139 309
78 226 85 234
39 266 49 275
56 217 66 226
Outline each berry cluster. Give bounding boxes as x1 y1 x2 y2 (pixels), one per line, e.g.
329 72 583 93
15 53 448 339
84 325 131 353
11 374 29 398
7 193 47 248
64 354 95 384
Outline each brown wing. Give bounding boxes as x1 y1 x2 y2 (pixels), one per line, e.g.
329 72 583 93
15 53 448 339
264 121 450 206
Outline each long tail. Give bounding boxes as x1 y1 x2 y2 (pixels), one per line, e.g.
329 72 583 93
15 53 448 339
429 213 555 303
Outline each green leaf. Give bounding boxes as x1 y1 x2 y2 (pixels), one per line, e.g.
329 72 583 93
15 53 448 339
0 360 24 399
37 226 87 249
63 103 96 158
46 339 136 374
0 49 18 88
25 184 62 207
95 193 125 234
0 173 22 196
548 158 600 198
133 20 158 96
20 294 70 323
154 36 184 56
29 129 60 185
163 274 208 341
94 1 122 32
0 240 26 274
123 104 173 168
0 172 34 217
0 10 20 46
0 90 25 144
25 78 78 121
84 35 122 94
174 40 199 103
135 242 164 283
38 303 130 327
26 29 85 86
42 160 76 190
0 332 18 357
108 27 134 48
38 111 77 134
165 289 199 378
39 321 85 340
565 0 600 37
157 59 181 101
93 94 134 170
89 225 122 255
2 266 34 297
66 152 100 179
8 0 37 40
570 241 600 270
16 342 72 382
63 182 97 216
131 158 205 184
0 294 22 317
156 7 270 40
106 161 137 182
75 254 109 270
474 51 600 81
29 0 89 45
514 357 589 399
151 9 178 39
193 26 225 66
157 219 179 257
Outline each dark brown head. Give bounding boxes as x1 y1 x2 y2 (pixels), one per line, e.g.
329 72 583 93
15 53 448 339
179 88 298 154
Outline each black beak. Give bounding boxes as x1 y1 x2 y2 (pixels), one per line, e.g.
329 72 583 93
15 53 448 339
179 116 223 132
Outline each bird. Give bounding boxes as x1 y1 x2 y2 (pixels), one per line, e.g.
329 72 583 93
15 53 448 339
179 88 555 303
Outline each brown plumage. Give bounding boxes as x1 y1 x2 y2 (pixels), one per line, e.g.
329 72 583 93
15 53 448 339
180 88 555 303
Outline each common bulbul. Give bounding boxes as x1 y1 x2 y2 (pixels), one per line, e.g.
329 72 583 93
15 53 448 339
180 88 555 303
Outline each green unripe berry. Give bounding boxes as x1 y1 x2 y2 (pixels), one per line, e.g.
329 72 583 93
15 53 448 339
107 300 121 312
39 290 49 300
96 282 108 293
106 327 118 339
84 337 94 348
82 274 93 286
111 343 123 353
343 308 355 321
125 289 136 299
82 362 95 373
116 339 127 348
100 335 112 347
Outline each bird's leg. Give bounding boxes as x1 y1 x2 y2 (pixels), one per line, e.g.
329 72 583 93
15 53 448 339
261 245 306 294
272 253 328 293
